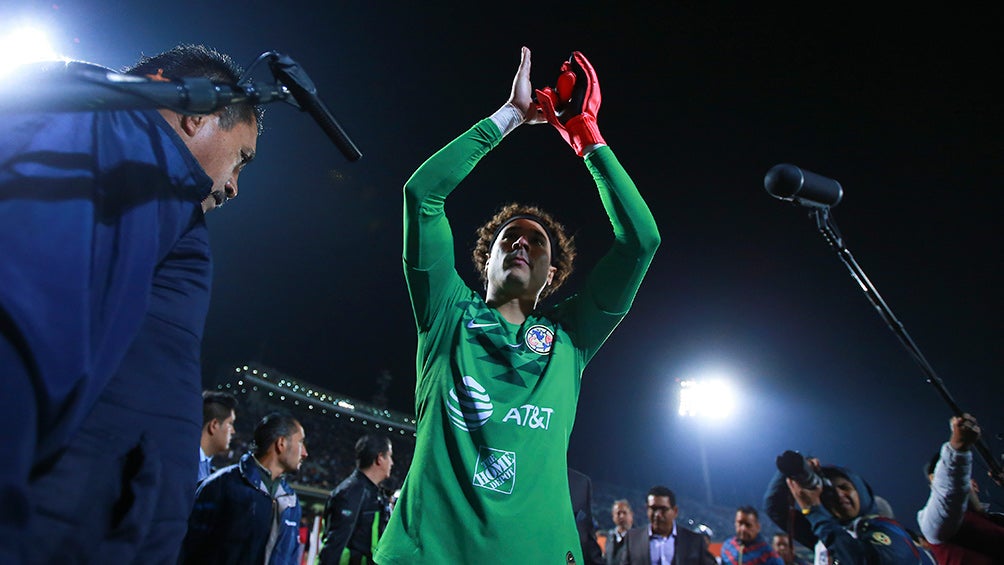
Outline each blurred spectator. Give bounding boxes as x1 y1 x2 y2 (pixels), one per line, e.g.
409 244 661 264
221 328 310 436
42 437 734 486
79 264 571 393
318 434 394 565
771 533 808 565
569 468 605 565
199 391 238 482
916 413 1004 564
605 499 634 565
621 485 716 564
874 496 896 519
720 506 782 565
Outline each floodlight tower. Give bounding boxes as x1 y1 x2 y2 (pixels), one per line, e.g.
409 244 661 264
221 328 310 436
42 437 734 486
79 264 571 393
678 378 735 507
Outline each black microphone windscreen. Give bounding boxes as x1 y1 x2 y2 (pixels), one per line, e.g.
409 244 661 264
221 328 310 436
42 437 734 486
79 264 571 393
764 164 843 208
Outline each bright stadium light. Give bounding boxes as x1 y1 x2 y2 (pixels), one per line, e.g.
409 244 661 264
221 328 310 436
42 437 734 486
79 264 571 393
677 374 738 506
678 377 736 420
0 25 62 77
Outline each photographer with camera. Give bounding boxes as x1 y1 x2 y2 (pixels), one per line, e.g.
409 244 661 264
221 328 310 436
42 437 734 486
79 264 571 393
764 452 933 564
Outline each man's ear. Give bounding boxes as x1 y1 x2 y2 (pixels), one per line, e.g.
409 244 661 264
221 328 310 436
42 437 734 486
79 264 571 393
208 418 221 435
180 114 208 137
546 266 557 285
275 435 287 454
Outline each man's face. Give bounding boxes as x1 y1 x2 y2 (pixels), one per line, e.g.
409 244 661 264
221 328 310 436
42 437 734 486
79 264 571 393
210 409 236 456
647 495 677 537
734 511 760 544
612 502 633 531
183 114 257 213
772 534 794 563
485 218 556 299
376 443 394 483
827 476 861 521
279 424 308 473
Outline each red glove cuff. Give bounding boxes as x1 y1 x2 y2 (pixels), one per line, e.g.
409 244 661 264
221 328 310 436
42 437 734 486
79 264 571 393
564 114 605 156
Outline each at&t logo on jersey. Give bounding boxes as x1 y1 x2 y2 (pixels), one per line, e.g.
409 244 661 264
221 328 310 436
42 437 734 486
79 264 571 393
502 404 554 430
472 446 516 494
524 325 554 355
447 376 493 431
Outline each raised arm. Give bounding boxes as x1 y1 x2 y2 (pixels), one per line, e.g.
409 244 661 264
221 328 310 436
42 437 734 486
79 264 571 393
917 414 979 543
763 471 817 550
582 148 661 314
537 52 660 354
402 48 541 328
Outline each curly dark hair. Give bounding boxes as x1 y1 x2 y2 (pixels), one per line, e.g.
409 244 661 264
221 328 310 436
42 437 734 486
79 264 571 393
471 203 576 299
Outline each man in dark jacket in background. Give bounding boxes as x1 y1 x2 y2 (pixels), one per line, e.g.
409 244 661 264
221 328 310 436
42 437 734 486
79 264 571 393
318 434 394 565
621 485 716 565
180 412 308 565
605 499 634 565
568 468 605 565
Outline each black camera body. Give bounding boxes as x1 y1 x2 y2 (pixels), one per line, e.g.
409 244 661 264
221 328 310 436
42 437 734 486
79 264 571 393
776 450 832 491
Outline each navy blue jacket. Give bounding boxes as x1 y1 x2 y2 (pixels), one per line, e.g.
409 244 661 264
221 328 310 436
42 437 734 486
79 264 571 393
2 107 214 562
764 467 933 564
181 453 302 565
0 108 212 461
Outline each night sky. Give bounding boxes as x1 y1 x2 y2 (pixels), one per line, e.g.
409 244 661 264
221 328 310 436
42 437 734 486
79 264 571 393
5 1 1000 532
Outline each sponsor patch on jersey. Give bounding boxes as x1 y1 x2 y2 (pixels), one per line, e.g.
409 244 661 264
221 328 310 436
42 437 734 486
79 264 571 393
524 325 554 355
447 376 493 431
501 404 554 430
472 446 516 495
870 531 892 546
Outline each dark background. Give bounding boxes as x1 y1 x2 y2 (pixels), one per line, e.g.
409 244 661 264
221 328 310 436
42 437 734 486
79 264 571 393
6 1 1000 531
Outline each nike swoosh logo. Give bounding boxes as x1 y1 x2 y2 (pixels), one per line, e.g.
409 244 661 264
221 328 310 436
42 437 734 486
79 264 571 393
467 320 500 329
506 342 522 349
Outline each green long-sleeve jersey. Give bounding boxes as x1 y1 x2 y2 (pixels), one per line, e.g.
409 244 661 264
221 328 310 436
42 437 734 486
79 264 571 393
374 118 660 565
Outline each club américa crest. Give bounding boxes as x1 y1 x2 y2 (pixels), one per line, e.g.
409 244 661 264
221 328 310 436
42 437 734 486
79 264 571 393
524 325 554 355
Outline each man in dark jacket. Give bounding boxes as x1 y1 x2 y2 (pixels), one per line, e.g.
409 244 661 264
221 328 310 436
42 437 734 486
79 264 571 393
180 412 308 565
2 44 262 564
605 499 634 565
568 468 605 565
621 485 716 565
765 458 934 564
318 434 394 565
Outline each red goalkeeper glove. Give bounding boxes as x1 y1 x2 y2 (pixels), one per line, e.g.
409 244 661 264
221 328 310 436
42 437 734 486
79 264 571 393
536 51 605 156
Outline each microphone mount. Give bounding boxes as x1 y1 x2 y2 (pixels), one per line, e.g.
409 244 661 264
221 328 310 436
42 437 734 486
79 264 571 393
0 50 361 162
771 169 1004 486
255 51 361 161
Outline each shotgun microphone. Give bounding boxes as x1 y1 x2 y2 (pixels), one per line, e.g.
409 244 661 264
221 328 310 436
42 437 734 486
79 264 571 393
764 164 843 208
